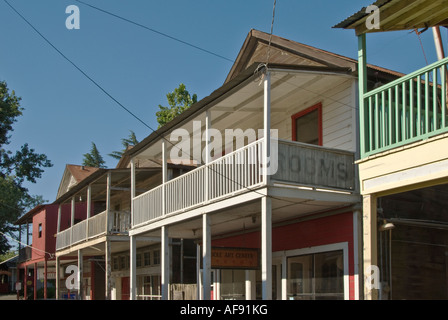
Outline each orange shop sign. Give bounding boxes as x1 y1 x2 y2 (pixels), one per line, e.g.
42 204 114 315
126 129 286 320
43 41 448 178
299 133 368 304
210 247 259 269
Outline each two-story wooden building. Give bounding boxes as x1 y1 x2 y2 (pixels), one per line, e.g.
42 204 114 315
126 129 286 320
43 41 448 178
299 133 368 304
335 0 448 300
124 29 405 300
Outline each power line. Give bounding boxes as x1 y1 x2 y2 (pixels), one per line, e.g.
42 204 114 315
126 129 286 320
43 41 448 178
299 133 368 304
4 0 356 212
75 0 235 63
4 0 154 133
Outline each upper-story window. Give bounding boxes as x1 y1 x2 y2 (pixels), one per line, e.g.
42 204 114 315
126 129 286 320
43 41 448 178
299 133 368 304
292 102 322 146
38 223 42 238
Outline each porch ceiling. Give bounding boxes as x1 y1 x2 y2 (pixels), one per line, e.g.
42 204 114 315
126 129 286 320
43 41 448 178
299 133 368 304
133 188 359 241
134 68 354 162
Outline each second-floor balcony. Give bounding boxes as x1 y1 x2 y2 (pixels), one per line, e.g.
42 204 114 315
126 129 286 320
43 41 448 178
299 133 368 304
132 137 356 228
360 56 448 158
56 210 130 251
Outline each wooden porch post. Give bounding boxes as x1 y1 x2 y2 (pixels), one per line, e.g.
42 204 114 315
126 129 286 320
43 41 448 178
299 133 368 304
130 235 136 300
44 259 47 300
71 196 75 245
105 240 111 300
363 194 378 300
106 171 111 233
202 213 211 300
86 184 91 239
33 262 37 300
57 205 62 233
130 158 137 300
161 226 170 300
261 196 272 300
55 256 60 300
24 265 27 300
162 140 167 215
358 33 368 158
78 250 83 300
263 71 271 184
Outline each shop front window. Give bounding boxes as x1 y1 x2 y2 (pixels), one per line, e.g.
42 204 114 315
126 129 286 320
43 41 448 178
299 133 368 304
220 269 245 300
287 250 344 300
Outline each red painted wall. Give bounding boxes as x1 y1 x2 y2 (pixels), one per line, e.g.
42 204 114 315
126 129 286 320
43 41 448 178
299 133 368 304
29 202 89 262
211 212 356 299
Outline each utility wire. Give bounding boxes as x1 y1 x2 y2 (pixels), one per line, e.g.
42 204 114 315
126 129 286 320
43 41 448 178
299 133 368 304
4 0 356 211
0 230 54 258
75 0 234 63
3 0 154 133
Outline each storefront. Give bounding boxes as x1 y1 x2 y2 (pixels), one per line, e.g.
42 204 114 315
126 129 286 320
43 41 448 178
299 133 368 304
205 211 358 300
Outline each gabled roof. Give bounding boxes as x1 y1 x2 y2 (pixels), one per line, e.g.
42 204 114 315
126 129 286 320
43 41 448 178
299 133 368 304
125 29 405 159
225 29 404 83
56 164 100 199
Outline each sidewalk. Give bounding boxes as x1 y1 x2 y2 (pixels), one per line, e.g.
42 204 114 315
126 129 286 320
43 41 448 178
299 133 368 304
0 294 18 300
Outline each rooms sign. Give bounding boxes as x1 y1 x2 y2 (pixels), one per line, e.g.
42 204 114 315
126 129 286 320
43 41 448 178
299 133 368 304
272 141 355 191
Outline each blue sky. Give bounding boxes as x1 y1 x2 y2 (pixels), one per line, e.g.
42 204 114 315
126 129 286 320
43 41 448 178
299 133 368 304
0 0 444 205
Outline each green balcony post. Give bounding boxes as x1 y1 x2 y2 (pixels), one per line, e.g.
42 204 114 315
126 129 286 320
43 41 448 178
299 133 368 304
358 34 367 158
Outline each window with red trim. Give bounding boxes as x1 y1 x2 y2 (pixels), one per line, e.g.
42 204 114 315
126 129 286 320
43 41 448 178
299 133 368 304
291 103 322 146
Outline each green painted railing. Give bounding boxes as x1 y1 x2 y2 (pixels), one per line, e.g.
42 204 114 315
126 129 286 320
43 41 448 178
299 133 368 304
360 56 448 158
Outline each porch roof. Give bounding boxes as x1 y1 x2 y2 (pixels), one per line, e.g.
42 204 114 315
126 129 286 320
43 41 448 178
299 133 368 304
125 30 406 161
333 0 448 35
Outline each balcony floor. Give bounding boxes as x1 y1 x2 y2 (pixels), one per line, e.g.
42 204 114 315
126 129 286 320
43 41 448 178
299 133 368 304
130 184 360 240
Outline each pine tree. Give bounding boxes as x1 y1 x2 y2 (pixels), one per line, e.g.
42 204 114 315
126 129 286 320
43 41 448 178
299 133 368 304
108 130 139 160
82 142 106 168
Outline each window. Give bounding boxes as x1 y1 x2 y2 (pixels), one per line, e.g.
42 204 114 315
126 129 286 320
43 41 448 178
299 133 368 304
136 253 142 268
292 103 322 145
38 223 42 238
287 250 344 300
143 252 151 266
153 250 160 265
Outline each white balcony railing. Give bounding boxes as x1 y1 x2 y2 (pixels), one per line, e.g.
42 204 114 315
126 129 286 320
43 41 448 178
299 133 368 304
132 139 355 227
133 139 264 227
56 210 131 251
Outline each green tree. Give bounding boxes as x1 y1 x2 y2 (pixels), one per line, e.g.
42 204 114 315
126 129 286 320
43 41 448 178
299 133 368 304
82 142 106 168
156 83 197 128
0 81 52 254
108 130 139 160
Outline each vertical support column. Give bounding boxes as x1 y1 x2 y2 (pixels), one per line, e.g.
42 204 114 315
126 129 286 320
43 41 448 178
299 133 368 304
204 110 211 201
363 194 378 300
44 259 48 300
106 171 111 233
71 196 75 245
55 256 60 300
261 196 272 300
202 213 211 300
353 209 362 300
24 265 28 300
33 262 37 300
78 250 83 300
130 235 136 300
358 33 368 157
130 157 136 227
162 140 167 215
281 255 287 300
245 270 256 300
105 240 111 300
90 260 95 300
263 71 271 184
57 205 62 233
161 226 170 300
86 184 91 239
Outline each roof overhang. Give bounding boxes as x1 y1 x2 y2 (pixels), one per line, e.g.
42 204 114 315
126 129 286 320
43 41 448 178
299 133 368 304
334 0 448 35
